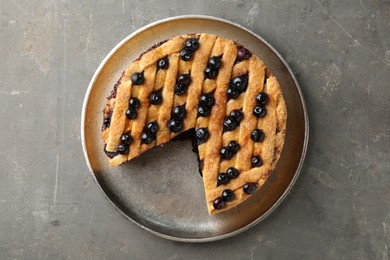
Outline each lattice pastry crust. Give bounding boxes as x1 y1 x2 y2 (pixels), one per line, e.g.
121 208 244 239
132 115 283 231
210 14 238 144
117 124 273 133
101 33 287 214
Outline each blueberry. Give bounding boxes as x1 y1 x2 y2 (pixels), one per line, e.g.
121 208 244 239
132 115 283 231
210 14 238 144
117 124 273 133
172 105 186 120
230 109 243 123
237 47 251 61
204 67 218 79
157 57 169 70
253 105 267 118
120 133 133 146
103 118 110 129
243 182 257 194
125 108 137 119
226 167 239 179
117 144 129 154
227 88 240 99
196 128 209 144
103 112 112 130
256 92 269 105
228 140 240 153
177 74 192 87
180 48 192 61
141 132 154 144
174 74 191 96
199 93 215 108
174 84 187 96
222 189 235 202
217 173 229 185
251 129 265 142
145 121 159 135
230 75 248 92
184 38 199 51
131 72 144 85
220 147 233 160
251 156 262 167
213 197 225 210
129 97 140 109
168 119 183 133
223 116 238 132
149 89 163 105
104 145 118 158
208 56 222 69
198 105 211 117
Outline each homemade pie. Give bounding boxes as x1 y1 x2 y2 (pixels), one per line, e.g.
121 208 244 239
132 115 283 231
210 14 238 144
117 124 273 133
101 33 287 214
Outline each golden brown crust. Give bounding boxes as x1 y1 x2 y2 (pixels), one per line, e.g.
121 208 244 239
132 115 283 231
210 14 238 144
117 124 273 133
206 75 286 214
101 33 287 214
184 34 217 131
156 54 180 145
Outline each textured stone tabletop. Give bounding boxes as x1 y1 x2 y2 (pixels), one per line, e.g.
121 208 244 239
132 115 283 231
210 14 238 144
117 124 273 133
1 0 389 259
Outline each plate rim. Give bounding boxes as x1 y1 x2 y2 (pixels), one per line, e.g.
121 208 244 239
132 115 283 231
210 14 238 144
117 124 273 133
81 15 309 243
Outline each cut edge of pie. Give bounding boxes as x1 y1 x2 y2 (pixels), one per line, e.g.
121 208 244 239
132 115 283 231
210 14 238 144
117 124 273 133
101 33 287 215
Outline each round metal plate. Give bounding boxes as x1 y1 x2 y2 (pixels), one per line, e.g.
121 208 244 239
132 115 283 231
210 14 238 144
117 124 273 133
81 15 309 242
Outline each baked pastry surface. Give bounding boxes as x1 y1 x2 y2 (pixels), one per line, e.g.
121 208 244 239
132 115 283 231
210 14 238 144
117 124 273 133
102 33 287 214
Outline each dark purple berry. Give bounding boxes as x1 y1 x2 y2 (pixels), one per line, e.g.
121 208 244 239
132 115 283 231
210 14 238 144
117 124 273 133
228 140 240 153
157 57 169 70
131 72 144 85
180 49 192 61
227 88 240 99
230 75 248 92
125 109 137 119
226 167 239 179
168 119 183 133
243 182 257 194
177 74 192 87
184 38 199 51
172 105 186 120
149 89 163 105
117 144 129 154
217 173 229 185
213 197 225 210
145 121 159 135
220 147 233 160
141 132 154 144
230 109 243 123
222 189 235 202
196 128 209 144
198 105 211 117
256 92 269 105
199 93 215 107
251 156 262 167
208 56 222 69
129 97 140 109
120 133 132 146
174 84 187 96
251 129 264 142
253 105 267 118
237 47 251 61
102 111 112 130
103 118 110 129
204 67 218 79
223 116 238 132
104 145 117 159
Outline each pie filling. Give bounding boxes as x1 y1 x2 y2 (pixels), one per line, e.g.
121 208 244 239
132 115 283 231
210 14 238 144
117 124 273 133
101 34 287 214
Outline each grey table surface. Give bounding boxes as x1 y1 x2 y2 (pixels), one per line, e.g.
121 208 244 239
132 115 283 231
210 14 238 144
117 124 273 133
1 0 389 259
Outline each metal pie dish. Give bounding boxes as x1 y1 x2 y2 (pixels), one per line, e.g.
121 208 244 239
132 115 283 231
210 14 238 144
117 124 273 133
81 15 309 242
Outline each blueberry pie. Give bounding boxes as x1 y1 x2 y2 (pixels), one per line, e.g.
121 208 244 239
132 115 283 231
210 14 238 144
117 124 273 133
101 33 287 214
